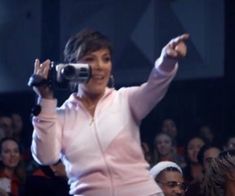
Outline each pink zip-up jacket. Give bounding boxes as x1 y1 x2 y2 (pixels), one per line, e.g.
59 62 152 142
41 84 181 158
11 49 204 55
31 57 178 196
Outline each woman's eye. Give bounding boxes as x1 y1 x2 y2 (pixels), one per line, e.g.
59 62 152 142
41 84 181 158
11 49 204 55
103 56 111 62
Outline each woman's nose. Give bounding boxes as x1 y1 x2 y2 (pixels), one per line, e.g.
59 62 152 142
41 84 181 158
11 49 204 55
94 59 104 69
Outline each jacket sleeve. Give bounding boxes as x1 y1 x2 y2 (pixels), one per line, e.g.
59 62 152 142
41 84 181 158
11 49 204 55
31 98 64 165
127 56 178 122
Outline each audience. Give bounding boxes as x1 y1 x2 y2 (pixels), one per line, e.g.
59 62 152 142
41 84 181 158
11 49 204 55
197 145 221 173
23 160 70 196
10 114 23 144
0 115 13 139
161 118 185 158
153 132 185 168
182 136 205 184
223 135 235 150
0 96 233 195
161 119 178 143
202 149 235 196
0 137 26 196
185 144 221 196
198 124 215 145
150 161 187 196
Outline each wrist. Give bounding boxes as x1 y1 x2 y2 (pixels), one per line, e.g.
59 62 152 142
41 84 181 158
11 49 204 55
155 56 177 73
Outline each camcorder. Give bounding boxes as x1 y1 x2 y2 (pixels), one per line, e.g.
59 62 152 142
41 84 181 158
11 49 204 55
28 62 91 90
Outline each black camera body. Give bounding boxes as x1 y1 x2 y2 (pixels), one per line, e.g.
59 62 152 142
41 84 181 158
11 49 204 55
28 63 91 90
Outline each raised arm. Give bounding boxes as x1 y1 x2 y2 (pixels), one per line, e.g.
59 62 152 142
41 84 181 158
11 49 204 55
128 34 189 122
30 59 63 165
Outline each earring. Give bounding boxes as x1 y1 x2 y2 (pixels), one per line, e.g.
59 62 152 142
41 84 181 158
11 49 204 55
108 74 115 88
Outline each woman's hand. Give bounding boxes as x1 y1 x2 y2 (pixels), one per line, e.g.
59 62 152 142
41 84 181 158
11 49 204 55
162 33 189 59
32 59 54 99
159 34 189 72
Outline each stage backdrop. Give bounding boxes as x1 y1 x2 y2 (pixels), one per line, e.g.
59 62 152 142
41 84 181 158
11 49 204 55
0 0 224 92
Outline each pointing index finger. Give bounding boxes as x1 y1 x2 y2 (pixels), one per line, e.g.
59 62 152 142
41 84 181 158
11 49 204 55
170 33 190 47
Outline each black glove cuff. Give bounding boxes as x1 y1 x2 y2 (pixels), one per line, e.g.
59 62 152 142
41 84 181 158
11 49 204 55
27 74 49 87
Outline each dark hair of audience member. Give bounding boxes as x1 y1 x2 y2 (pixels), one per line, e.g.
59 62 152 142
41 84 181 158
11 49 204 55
202 149 235 196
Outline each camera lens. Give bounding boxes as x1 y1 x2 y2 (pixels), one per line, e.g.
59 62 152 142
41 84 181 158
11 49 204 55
61 65 76 80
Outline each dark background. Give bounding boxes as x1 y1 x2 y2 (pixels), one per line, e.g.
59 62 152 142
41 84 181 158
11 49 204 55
0 0 234 146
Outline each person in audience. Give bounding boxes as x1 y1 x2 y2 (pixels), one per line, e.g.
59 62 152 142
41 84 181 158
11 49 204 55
183 136 205 184
202 149 235 196
153 132 185 168
197 145 221 173
0 137 26 196
161 118 178 142
11 113 23 143
10 113 31 167
150 161 187 196
198 123 216 145
185 144 221 196
223 135 235 150
161 118 185 158
0 115 13 138
23 160 70 196
29 28 189 195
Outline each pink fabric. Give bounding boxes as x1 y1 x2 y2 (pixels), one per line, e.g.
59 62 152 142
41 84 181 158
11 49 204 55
31 57 177 195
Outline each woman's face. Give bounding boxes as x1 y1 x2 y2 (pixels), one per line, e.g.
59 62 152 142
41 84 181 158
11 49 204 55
0 140 20 169
187 138 205 163
157 171 186 196
203 147 220 172
161 119 177 139
226 137 235 150
78 48 112 96
155 134 173 156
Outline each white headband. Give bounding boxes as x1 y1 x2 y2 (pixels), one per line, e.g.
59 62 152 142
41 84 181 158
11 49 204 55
150 161 182 179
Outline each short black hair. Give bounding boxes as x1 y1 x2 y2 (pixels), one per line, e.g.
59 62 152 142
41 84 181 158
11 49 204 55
64 28 112 63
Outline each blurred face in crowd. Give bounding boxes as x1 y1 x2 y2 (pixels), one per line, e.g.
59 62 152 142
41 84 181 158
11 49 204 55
187 137 205 163
0 116 13 137
199 125 214 143
78 48 112 97
155 133 173 157
0 139 20 169
203 147 221 172
226 137 235 150
161 119 178 139
11 113 23 134
157 170 186 196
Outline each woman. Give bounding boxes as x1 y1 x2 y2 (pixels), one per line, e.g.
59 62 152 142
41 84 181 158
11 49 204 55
203 149 235 196
183 136 205 184
0 137 25 196
185 144 221 196
30 28 188 195
153 132 185 168
150 161 187 196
